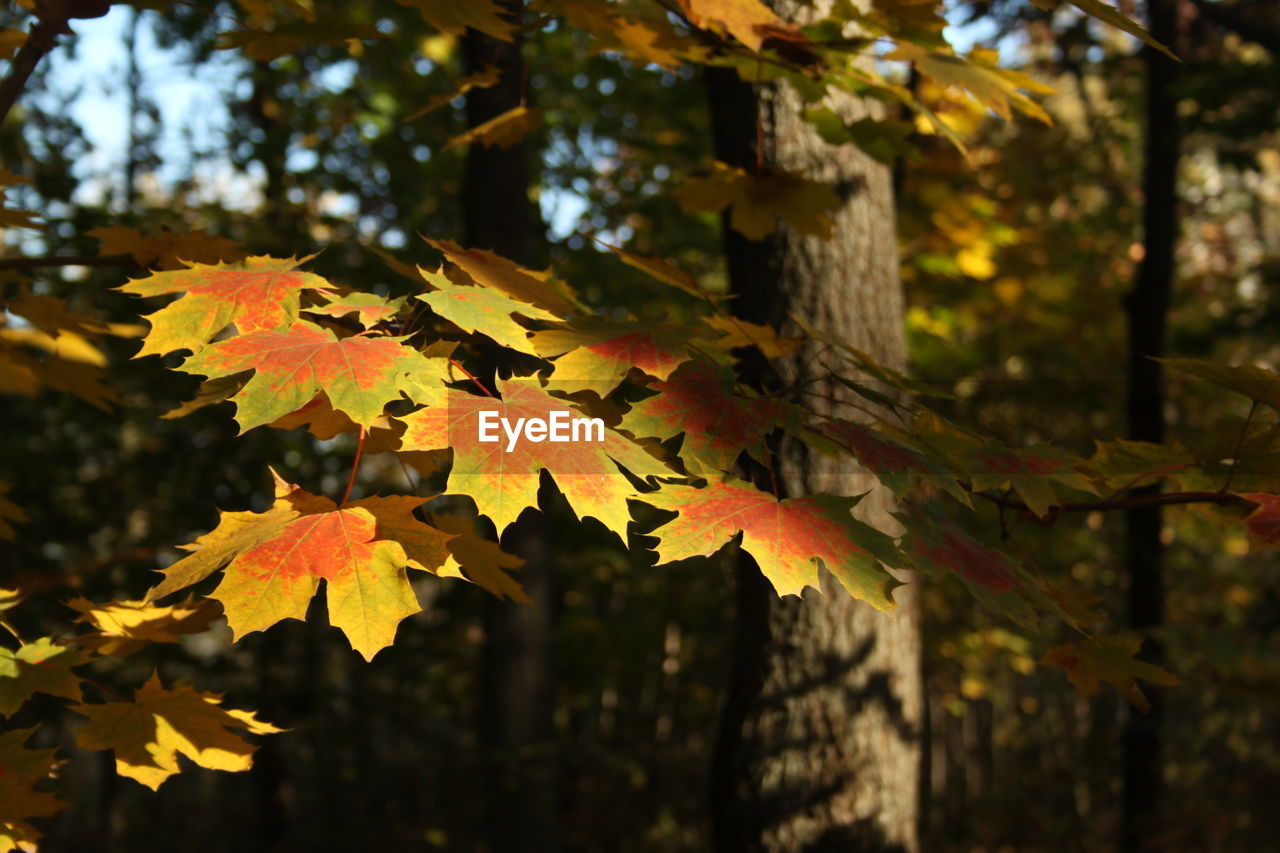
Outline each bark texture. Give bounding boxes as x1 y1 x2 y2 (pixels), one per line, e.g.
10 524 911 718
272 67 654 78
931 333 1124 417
707 17 923 851
464 5 559 852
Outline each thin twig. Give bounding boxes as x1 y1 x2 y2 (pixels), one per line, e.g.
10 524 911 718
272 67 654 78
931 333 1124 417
341 427 367 505
449 358 497 398
1221 399 1259 494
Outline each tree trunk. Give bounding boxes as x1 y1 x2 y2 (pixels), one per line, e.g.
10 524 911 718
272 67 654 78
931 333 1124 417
1121 0 1180 848
463 5 559 852
706 27 923 853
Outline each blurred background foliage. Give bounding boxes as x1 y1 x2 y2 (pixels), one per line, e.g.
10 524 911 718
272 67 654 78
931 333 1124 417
1 0 1278 849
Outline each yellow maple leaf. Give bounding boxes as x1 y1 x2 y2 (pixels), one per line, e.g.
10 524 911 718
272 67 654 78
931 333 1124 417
0 728 63 852
887 43 1053 123
74 672 283 790
678 0 788 51
67 597 221 656
443 105 543 151
87 225 244 271
701 315 804 357
673 161 842 240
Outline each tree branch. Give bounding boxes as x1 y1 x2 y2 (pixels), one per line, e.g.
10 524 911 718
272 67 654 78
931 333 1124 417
0 253 134 271
970 487 1257 519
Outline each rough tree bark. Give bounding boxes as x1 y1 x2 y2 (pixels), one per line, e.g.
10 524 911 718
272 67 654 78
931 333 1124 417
705 15 923 852
463 5 559 852
1122 0 1180 848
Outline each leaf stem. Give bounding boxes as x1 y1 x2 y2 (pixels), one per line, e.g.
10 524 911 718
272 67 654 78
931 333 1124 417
1221 399 1258 494
449 358 497 397
341 427 367 505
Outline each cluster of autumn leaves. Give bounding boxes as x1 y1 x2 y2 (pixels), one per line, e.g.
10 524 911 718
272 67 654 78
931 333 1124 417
11 237 1280 847
0 0 1250 848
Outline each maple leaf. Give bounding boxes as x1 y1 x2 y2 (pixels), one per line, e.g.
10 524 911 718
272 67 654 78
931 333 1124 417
701 315 804 358
74 672 283 790
813 420 969 504
965 444 1097 518
86 225 244 270
4 287 113 340
635 478 905 607
444 105 543 151
600 241 715 300
306 291 405 329
1237 494 1280 550
678 0 792 50
217 21 386 61
0 728 62 852
67 596 221 656
393 377 672 538
885 44 1053 123
432 514 528 602
899 513 1040 627
1161 358 1280 413
417 271 558 356
673 161 841 240
0 588 21 639
119 255 332 358
395 0 517 41
0 638 87 717
1060 0 1176 60
532 318 696 395
151 479 445 659
406 65 502 121
426 238 582 315
0 481 28 541
1041 636 1178 712
177 321 447 432
549 0 698 69
619 358 799 474
267 393 364 438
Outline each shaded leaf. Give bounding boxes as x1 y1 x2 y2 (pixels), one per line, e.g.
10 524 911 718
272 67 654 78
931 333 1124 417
1041 636 1178 712
87 225 244 270
444 105 542 150
74 672 283 790
673 161 841 240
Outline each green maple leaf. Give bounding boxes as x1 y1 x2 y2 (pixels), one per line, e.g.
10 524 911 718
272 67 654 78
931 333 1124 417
0 638 88 717
634 477 905 607
178 321 447 432
416 271 558 356
119 255 332 357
